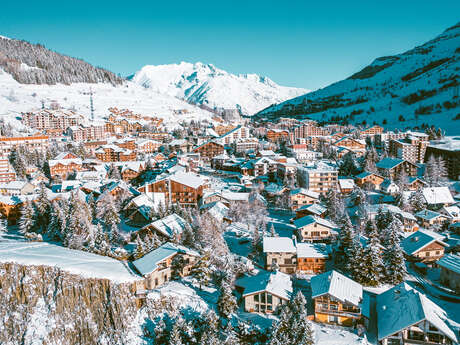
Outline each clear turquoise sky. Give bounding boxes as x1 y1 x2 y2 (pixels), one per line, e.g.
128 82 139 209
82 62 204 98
1 1 459 90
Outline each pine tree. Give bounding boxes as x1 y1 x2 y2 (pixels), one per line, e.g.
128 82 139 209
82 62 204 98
335 214 354 266
34 183 51 232
134 234 145 259
361 229 385 286
347 234 364 282
19 202 36 234
191 252 212 290
217 281 237 319
383 229 407 285
409 190 426 213
269 223 277 237
169 321 184 345
424 155 437 186
200 310 220 345
436 156 448 185
269 291 314 345
97 192 120 230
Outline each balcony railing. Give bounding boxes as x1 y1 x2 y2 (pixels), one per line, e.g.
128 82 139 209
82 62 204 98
315 308 361 318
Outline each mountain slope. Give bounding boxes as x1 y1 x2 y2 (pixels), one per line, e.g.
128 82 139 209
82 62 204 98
130 62 308 115
257 23 460 134
0 36 123 85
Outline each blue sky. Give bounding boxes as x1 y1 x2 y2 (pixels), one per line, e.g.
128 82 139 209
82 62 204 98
1 0 459 90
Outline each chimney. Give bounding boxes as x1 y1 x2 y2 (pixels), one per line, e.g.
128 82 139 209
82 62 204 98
292 235 297 247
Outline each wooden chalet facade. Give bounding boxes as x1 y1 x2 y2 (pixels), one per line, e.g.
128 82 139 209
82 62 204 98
193 141 225 161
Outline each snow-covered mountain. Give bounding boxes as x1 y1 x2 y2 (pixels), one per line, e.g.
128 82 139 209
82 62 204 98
257 23 460 134
130 62 308 115
0 36 217 130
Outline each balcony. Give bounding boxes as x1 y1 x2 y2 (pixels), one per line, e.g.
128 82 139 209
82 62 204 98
315 307 361 318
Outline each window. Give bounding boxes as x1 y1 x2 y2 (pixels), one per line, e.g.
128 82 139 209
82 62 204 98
254 294 259 302
330 304 338 311
261 293 266 303
267 294 272 304
328 315 338 323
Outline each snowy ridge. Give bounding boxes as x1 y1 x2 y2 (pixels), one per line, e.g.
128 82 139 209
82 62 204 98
0 67 215 130
258 22 460 134
131 61 308 115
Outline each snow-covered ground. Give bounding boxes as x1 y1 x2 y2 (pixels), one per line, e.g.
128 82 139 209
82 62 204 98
131 61 308 115
260 23 460 134
0 234 139 283
0 67 215 131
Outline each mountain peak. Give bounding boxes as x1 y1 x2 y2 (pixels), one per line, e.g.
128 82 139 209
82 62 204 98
131 62 308 115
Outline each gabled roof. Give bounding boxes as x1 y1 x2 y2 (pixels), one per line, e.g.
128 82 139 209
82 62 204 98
146 213 189 238
296 203 327 216
422 187 454 205
132 242 199 276
296 243 328 258
170 171 206 189
402 230 448 256
338 179 355 190
263 237 296 253
235 270 292 300
294 215 338 230
289 188 319 199
376 157 406 170
415 209 444 221
376 283 457 342
437 253 460 274
311 270 362 306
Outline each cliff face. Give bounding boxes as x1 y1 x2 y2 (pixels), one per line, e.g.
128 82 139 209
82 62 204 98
0 262 142 345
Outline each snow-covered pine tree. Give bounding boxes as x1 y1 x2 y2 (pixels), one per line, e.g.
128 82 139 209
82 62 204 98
190 252 212 290
269 223 277 237
347 234 364 283
34 183 51 232
199 310 220 345
383 228 407 285
97 192 120 230
134 234 146 259
19 202 36 234
169 321 185 345
409 189 427 213
424 155 437 186
217 281 237 319
0 217 7 235
335 213 354 265
361 229 385 286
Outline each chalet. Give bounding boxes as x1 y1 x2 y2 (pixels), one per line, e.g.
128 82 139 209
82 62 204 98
360 125 383 136
115 161 145 181
132 242 199 290
289 188 320 211
402 230 448 264
441 206 460 223
333 136 366 151
199 201 230 224
296 243 328 274
235 270 292 314
311 270 363 327
376 283 457 345
266 128 289 142
294 203 327 219
437 254 460 294
49 152 83 178
95 144 137 162
376 157 418 180
355 171 385 190
415 209 450 228
193 141 225 161
338 179 355 194
0 195 35 224
217 125 250 145
139 213 189 241
380 179 399 194
422 187 455 208
0 181 36 196
138 172 207 207
294 215 338 243
136 139 161 153
263 237 297 274
405 177 427 191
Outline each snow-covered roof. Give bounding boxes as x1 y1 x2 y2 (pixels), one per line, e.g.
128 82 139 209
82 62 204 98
296 243 328 258
415 209 444 221
338 179 355 190
148 213 189 238
402 230 447 256
263 237 296 253
376 283 457 343
290 188 319 199
311 270 362 306
297 203 327 216
200 201 229 222
236 270 293 300
0 180 32 190
170 171 206 189
376 157 406 169
442 205 460 219
132 242 199 276
437 253 460 274
294 215 338 230
422 187 454 205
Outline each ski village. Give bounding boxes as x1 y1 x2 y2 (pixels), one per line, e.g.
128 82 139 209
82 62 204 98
0 20 460 345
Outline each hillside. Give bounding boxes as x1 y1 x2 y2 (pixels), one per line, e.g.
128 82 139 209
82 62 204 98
130 62 308 115
0 36 123 85
257 23 460 134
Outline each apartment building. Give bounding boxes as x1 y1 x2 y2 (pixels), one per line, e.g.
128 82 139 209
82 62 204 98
22 109 83 131
67 124 108 142
0 135 50 156
297 161 338 195
389 132 429 163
